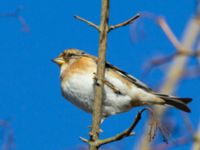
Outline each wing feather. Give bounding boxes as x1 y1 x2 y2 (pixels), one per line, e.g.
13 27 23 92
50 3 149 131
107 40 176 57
82 54 153 92
105 62 153 92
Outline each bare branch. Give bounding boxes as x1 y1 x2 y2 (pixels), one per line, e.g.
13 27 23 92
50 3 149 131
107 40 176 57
196 0 200 16
132 13 192 52
89 0 109 149
0 120 15 150
98 108 145 146
108 13 140 32
17 15 30 32
74 1 141 150
142 49 200 77
139 13 183 51
139 10 200 150
181 113 195 135
142 53 176 77
0 6 30 32
80 137 89 143
79 108 166 148
182 66 200 78
0 7 20 17
98 108 167 146
157 18 183 51
153 136 191 150
192 124 200 150
74 15 99 31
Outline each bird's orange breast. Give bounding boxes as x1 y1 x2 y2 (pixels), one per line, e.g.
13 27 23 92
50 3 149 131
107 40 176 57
61 56 96 81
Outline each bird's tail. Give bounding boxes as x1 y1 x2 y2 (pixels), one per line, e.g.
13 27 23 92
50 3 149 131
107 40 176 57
156 94 192 113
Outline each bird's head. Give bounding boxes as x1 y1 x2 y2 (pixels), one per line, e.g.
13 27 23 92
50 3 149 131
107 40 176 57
52 48 86 66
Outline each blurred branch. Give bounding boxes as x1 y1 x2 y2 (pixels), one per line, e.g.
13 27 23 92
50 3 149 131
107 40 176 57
136 13 199 77
0 120 15 150
81 108 167 147
192 123 200 150
182 65 200 78
153 136 191 150
139 12 200 150
142 49 200 77
192 34 200 150
142 53 176 77
0 6 30 32
157 17 183 50
97 108 165 146
196 0 200 16
151 112 194 150
181 113 195 136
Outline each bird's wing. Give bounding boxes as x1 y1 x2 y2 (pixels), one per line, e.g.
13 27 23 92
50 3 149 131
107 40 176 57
105 62 153 92
82 54 153 92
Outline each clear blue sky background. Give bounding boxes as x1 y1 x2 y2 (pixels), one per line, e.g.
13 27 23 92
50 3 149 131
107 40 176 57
0 0 199 150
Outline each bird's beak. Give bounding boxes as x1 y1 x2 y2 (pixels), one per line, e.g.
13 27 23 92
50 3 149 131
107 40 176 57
52 57 65 65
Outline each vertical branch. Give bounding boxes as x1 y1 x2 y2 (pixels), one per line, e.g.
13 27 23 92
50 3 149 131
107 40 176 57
0 7 30 32
192 8 200 150
89 0 109 149
157 16 200 115
76 1 139 149
139 15 200 150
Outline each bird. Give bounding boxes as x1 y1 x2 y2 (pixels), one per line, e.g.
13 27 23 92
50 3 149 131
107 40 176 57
52 48 192 119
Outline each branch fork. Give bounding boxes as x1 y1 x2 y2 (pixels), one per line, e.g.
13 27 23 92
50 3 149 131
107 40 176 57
74 13 140 33
79 108 166 148
74 1 140 149
139 14 200 78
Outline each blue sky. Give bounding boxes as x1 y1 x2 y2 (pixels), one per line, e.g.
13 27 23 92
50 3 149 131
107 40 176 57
0 0 199 150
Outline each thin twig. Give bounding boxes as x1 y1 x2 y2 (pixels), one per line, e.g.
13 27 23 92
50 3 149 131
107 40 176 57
99 108 165 146
183 66 200 78
98 108 146 146
157 18 183 51
142 49 200 77
80 137 89 143
79 108 160 147
0 7 20 17
74 15 99 31
153 136 191 150
0 7 30 32
17 15 30 32
181 113 195 136
134 12 182 51
108 13 140 32
0 120 15 150
142 53 176 77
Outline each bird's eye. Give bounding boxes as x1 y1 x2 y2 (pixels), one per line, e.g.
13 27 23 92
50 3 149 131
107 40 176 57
67 53 74 57
64 53 74 59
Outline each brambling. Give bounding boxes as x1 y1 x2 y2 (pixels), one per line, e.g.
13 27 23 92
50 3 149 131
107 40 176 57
53 48 192 118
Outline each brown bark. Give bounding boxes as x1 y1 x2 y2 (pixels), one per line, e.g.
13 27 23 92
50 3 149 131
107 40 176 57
89 0 109 149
